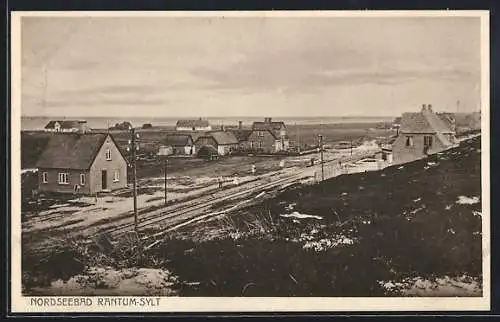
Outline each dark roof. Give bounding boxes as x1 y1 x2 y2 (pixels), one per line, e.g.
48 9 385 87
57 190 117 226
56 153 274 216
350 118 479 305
251 129 279 139
176 119 210 128
230 129 253 142
45 120 87 129
400 109 455 146
36 133 111 170
208 131 239 145
400 111 454 134
252 121 286 131
164 134 193 146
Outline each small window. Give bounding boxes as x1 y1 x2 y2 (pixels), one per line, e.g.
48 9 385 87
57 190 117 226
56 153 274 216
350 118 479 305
42 172 48 183
80 174 86 185
58 173 69 185
405 136 414 147
424 135 433 148
106 149 112 160
113 170 120 182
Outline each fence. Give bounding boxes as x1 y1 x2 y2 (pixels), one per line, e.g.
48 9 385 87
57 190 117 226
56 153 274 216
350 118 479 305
314 159 387 183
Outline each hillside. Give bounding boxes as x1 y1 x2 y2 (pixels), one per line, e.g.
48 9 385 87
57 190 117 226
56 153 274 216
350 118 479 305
22 136 483 296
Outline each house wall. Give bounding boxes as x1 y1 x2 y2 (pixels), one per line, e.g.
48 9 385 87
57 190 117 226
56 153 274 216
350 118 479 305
392 133 448 164
89 135 128 193
217 144 237 156
247 131 276 153
38 169 91 194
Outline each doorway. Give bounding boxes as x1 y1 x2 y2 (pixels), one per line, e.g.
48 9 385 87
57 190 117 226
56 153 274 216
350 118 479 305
102 170 107 190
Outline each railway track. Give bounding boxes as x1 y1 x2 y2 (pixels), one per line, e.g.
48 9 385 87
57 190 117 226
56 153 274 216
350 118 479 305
98 168 311 239
90 148 378 242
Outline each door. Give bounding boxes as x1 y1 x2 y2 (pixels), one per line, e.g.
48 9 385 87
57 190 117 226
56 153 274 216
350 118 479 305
102 170 107 190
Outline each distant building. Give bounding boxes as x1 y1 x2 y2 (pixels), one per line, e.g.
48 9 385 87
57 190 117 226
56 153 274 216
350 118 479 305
230 129 253 150
36 133 128 195
392 104 457 164
194 131 239 156
163 134 196 155
44 120 91 133
175 118 212 132
247 118 290 153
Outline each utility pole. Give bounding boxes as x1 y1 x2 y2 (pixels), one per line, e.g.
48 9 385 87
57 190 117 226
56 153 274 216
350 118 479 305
318 134 324 181
127 128 139 233
350 138 353 156
164 158 168 206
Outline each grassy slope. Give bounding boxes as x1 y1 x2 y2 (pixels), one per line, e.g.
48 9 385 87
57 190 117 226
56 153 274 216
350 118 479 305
156 136 482 296
22 136 482 297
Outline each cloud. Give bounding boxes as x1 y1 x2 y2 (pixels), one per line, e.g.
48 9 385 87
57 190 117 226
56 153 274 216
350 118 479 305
44 97 174 108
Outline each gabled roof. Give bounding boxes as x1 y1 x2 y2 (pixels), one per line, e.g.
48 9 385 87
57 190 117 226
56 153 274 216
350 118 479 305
400 109 455 146
250 128 279 140
252 121 286 131
45 120 87 129
36 133 113 170
164 134 193 146
208 131 239 145
176 119 210 128
230 129 253 142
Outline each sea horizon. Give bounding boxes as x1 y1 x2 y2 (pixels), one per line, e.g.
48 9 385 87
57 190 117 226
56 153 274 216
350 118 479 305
21 115 397 131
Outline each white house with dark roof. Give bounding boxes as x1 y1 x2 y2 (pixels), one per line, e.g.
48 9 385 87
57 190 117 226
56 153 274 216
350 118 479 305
175 118 212 132
44 120 91 133
162 133 196 155
36 133 127 195
392 104 457 164
193 131 239 156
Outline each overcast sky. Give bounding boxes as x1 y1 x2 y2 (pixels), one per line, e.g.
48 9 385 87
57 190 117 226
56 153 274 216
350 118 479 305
20 15 481 117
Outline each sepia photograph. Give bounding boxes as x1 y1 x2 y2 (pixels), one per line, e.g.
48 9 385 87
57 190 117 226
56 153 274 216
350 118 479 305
10 10 490 312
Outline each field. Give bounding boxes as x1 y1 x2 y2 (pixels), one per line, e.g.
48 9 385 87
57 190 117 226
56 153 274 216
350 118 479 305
21 135 482 297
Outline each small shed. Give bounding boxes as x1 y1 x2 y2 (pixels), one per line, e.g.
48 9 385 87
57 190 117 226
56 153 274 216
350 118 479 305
197 145 219 160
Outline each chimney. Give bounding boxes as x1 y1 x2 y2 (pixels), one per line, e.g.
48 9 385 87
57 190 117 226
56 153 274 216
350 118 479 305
421 104 427 112
238 121 242 129
427 104 433 113
268 117 272 123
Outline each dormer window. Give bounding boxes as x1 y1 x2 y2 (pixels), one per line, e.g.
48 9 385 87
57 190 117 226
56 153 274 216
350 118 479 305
106 149 112 160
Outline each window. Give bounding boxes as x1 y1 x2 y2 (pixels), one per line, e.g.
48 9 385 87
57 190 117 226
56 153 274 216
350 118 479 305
257 131 264 137
58 173 69 185
42 172 48 183
405 136 414 147
80 174 86 185
113 170 120 182
106 149 112 160
424 135 433 148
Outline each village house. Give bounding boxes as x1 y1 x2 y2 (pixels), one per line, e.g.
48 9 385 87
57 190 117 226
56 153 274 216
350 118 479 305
163 133 196 156
44 120 91 133
194 131 239 157
36 133 128 195
175 118 212 132
392 104 457 165
248 118 290 153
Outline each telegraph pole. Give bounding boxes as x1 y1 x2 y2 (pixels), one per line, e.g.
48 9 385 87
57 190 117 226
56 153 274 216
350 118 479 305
318 134 324 181
164 158 168 206
128 128 139 233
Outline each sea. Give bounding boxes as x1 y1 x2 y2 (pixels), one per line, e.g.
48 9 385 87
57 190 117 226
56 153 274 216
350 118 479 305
21 116 395 131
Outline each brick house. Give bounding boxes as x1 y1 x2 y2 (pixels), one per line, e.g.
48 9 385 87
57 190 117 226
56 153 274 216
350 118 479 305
36 133 128 195
392 104 457 164
250 118 290 153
